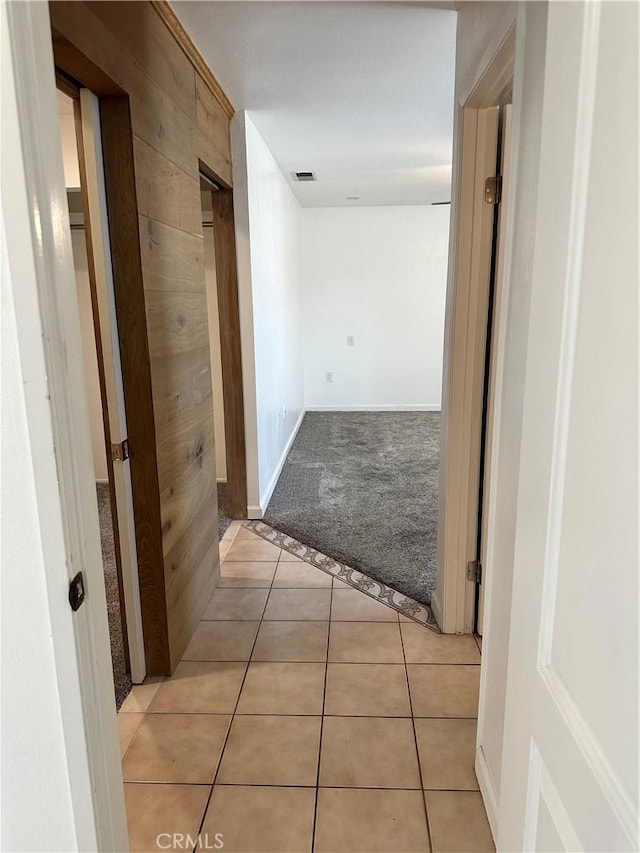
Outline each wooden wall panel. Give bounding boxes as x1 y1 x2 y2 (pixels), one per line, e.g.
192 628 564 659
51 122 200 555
50 0 234 672
133 138 202 236
139 217 204 293
195 75 232 186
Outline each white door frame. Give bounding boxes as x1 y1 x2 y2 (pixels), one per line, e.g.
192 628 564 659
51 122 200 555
434 27 515 634
76 88 146 683
2 2 128 848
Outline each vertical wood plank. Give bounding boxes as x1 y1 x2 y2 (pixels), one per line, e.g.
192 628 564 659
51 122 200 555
211 189 248 518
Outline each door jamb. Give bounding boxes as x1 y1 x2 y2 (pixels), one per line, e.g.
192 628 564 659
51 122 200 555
52 36 171 675
435 28 516 634
201 168 249 520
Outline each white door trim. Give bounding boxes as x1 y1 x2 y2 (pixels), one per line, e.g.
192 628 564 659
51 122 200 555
435 26 515 635
2 2 128 848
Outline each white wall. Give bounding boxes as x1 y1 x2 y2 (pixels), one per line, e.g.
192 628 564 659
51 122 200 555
203 224 228 481
232 111 305 516
301 205 449 410
71 229 108 482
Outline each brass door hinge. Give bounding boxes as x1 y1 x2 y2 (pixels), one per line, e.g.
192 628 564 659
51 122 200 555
484 176 502 205
111 438 129 462
467 560 482 584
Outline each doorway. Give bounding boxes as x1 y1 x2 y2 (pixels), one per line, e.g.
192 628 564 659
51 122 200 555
56 85 146 705
199 169 249 526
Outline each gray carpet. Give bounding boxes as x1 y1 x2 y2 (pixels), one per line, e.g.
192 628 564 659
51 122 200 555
217 482 232 540
264 411 440 604
96 483 132 710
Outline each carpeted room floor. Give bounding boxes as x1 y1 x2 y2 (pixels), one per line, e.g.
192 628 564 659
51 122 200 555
96 483 132 710
264 411 440 604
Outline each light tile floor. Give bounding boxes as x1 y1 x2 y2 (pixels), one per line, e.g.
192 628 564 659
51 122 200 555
119 523 493 853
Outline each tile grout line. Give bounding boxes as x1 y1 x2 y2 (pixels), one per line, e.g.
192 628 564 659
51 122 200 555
310 574 333 852
399 620 435 853
192 545 282 851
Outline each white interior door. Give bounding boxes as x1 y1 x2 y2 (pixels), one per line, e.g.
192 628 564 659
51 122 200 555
477 103 512 636
497 3 638 850
78 89 146 683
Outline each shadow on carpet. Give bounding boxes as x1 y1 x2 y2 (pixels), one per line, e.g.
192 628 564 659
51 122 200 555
96 483 132 710
217 481 233 540
264 411 440 605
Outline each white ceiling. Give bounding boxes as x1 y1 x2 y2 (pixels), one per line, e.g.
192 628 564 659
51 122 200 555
173 2 457 207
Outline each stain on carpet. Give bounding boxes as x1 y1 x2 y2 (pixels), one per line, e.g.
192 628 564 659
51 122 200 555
264 411 440 604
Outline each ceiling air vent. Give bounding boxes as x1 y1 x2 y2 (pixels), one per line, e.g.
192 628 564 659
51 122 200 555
294 171 317 182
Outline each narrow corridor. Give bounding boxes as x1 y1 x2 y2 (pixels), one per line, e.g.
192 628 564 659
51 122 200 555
118 524 493 852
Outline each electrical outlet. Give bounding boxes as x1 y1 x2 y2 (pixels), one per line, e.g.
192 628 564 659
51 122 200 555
325 371 334 383
346 335 355 347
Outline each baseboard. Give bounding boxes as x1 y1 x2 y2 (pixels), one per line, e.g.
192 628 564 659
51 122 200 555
95 478 109 485
305 404 441 412
475 745 499 845
430 589 444 630
259 408 305 515
247 505 263 520
216 478 228 484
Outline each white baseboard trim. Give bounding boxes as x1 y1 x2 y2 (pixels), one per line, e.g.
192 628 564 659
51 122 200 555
216 478 228 484
475 745 499 845
247 505 263 520
258 409 306 515
305 404 441 412
95 478 109 485
430 589 444 630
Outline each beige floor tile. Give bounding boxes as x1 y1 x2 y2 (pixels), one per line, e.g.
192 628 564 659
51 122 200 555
119 677 164 713
218 540 231 563
234 526 263 541
122 713 230 783
315 788 430 853
324 663 411 716
222 520 242 541
426 791 495 852
217 715 321 786
225 539 281 562
202 588 269 621
407 665 480 718
147 661 246 714
415 719 479 790
278 550 310 562
182 621 258 661
333 578 351 589
202 785 315 853
218 561 277 588
117 712 144 758
124 783 209 853
263 588 331 621
237 662 326 715
331 588 398 621
273 562 332 588
328 622 404 663
401 624 481 664
252 620 329 662
319 716 421 788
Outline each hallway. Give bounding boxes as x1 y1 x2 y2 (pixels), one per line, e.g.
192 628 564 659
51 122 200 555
118 524 491 852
